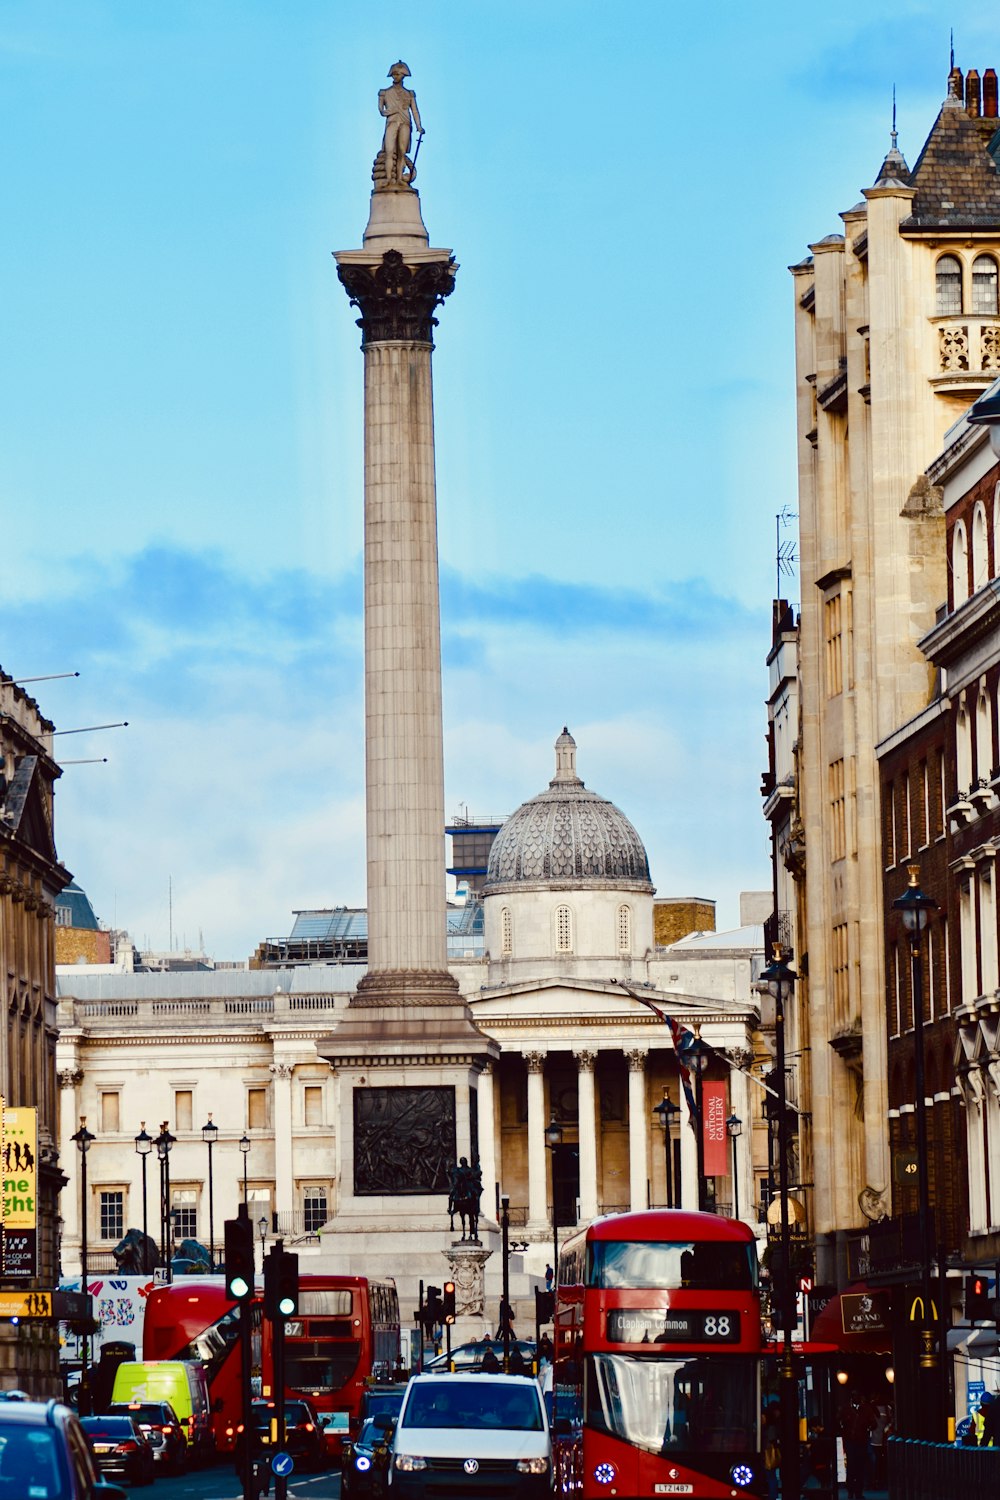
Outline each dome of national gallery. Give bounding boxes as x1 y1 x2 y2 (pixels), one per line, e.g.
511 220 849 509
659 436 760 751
483 730 654 894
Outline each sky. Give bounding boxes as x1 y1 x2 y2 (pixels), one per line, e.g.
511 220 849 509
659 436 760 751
1 1 995 958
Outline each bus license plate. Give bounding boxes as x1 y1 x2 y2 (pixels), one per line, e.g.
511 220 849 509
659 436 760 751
654 1486 693 1494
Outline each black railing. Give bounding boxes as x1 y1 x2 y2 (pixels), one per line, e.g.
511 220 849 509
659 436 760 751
888 1437 1000 1499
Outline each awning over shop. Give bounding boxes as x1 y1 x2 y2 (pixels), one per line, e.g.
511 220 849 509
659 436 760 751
809 1284 892 1355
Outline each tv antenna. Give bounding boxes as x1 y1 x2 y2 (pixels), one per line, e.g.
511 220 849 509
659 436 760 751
775 508 798 599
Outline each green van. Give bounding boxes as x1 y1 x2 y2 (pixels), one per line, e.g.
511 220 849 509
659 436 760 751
110 1361 213 1460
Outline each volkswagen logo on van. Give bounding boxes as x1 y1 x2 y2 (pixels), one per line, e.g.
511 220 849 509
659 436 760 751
463 1459 479 1474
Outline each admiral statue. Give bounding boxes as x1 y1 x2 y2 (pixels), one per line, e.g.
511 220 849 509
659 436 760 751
374 60 424 191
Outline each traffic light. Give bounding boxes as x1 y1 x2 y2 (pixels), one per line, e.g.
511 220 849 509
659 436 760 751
264 1247 300 1320
424 1285 442 1332
965 1274 993 1321
535 1289 555 1326
442 1282 456 1324
224 1212 255 1302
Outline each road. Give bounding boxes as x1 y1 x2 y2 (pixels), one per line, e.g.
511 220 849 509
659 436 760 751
138 1460 342 1500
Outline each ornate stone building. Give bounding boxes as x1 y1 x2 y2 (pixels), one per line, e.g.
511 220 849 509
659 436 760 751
0 670 70 1393
56 734 767 1313
786 61 1000 1282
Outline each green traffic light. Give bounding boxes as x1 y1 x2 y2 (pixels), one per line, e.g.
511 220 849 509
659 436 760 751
278 1296 295 1316
230 1276 251 1299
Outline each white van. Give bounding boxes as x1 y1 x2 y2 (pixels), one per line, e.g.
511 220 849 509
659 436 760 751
386 1373 550 1500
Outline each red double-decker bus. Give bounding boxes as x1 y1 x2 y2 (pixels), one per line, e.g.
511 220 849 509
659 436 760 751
553 1210 764 1500
142 1274 400 1456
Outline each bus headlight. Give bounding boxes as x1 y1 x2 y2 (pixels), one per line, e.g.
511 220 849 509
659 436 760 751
730 1463 754 1487
395 1455 427 1472
594 1462 617 1484
516 1458 549 1474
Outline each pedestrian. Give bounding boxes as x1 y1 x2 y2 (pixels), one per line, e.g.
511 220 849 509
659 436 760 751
481 1345 500 1373
870 1401 890 1485
496 1297 515 1339
841 1389 875 1499
545 1263 554 1292
980 1390 1000 1446
538 1333 554 1367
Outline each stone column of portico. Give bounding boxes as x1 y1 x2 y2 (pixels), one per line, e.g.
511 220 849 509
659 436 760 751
476 1064 498 1217
625 1049 648 1211
524 1052 548 1227
575 1051 599 1221
679 1071 699 1211
57 1067 83 1253
270 1062 295 1220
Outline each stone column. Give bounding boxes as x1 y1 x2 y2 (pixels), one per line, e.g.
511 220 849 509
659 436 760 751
625 1049 648 1211
476 1064 498 1220
575 1050 599 1221
270 1062 295 1220
336 241 463 1011
57 1067 83 1252
524 1052 548 1227
679 1072 699 1210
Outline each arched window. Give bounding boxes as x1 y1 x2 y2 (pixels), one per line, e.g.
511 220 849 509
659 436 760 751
936 254 963 315
501 907 512 956
977 685 994 782
617 905 632 953
555 905 573 953
973 502 989 589
972 254 999 316
953 520 969 606
957 703 973 797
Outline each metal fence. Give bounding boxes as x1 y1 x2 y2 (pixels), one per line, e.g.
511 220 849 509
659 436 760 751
888 1437 1000 1498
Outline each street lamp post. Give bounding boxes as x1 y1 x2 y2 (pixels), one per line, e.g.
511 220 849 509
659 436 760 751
500 1192 511 1373
892 862 940 1439
544 1117 563 1291
71 1116 95 1415
202 1114 219 1270
653 1093 680 1208
239 1133 251 1207
726 1113 743 1220
155 1123 176 1279
258 1216 268 1269
755 948 799 1500
134 1123 153 1272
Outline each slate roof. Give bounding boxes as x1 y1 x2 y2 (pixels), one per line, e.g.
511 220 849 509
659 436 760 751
902 101 1000 228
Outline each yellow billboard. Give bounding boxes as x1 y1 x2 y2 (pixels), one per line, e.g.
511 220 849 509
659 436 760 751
2 1105 38 1278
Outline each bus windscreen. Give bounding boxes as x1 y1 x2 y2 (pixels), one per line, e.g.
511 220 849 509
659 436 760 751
586 1240 757 1291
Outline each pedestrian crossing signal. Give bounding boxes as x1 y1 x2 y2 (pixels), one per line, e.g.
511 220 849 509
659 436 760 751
965 1274 993 1322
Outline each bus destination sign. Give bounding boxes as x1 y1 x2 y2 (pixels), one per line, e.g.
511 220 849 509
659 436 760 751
606 1308 741 1344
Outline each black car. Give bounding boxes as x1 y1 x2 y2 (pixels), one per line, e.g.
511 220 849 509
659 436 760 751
107 1399 187 1473
356 1383 407 1436
342 1416 391 1499
251 1397 326 1472
0 1393 127 1498
81 1415 156 1486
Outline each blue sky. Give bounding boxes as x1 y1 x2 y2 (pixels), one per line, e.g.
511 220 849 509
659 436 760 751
1 1 994 957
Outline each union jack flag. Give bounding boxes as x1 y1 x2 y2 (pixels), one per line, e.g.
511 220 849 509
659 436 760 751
636 997 701 1127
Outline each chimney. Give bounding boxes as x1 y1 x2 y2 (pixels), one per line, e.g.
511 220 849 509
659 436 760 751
984 69 999 119
966 68 981 117
947 66 964 106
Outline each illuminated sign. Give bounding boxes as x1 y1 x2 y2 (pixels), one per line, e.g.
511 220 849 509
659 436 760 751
606 1308 741 1344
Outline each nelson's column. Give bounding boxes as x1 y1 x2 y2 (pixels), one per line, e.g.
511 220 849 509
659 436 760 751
321 64 498 1249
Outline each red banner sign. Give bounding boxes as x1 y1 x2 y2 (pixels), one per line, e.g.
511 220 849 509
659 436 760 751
702 1082 729 1177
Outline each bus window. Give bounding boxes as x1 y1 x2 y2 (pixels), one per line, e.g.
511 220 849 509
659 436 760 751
586 1241 757 1291
585 1353 757 1456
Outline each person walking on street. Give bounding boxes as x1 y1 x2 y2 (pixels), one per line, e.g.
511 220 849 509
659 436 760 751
841 1390 875 1499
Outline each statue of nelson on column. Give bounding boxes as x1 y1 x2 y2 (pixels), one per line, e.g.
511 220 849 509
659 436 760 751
373 60 424 191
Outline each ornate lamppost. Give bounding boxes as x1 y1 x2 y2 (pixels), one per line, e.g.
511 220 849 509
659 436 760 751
726 1113 743 1220
155 1123 176 1278
892 863 940 1439
258 1215 268 1269
239 1133 251 1206
134 1122 153 1271
71 1116 95 1415
202 1114 219 1270
544 1116 563 1290
653 1092 680 1208
755 948 799 1500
